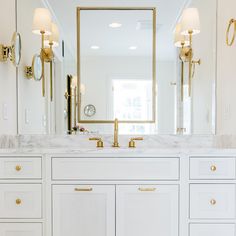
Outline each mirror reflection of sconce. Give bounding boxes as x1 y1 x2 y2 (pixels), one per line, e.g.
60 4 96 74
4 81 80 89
0 32 21 67
174 8 201 98
25 54 43 81
64 75 79 134
226 18 236 46
31 8 60 100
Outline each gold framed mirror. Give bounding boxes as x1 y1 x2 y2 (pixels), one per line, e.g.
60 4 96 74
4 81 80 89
77 7 157 124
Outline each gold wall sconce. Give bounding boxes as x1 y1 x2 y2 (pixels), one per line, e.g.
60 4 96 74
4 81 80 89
64 75 78 134
226 18 236 46
31 8 59 101
0 32 21 67
174 8 201 98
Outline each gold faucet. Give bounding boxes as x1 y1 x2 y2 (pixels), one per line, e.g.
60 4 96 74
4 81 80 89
112 118 119 148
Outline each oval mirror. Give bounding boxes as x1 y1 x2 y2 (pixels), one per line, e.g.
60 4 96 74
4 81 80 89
11 32 21 66
32 54 43 81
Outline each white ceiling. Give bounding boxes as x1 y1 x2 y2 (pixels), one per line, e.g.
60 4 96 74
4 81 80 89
46 0 189 60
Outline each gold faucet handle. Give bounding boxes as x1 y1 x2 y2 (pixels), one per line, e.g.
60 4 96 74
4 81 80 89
89 137 104 148
129 137 144 148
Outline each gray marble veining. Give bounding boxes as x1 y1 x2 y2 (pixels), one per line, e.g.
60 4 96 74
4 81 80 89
0 134 236 151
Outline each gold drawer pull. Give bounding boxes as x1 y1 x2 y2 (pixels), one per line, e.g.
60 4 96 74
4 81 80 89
15 198 22 205
74 188 93 192
15 165 22 171
210 165 217 172
210 199 216 205
138 187 156 192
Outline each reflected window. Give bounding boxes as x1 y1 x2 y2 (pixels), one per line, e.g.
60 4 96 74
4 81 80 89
112 79 153 134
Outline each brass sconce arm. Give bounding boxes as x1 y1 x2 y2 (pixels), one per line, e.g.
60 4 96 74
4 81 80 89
226 18 236 46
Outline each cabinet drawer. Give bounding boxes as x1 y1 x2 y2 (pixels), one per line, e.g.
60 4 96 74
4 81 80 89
190 157 236 179
190 184 236 219
0 223 42 236
0 184 42 218
0 157 42 179
52 158 179 180
190 224 235 236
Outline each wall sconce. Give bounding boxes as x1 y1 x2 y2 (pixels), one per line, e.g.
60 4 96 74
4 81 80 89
0 32 21 67
64 75 79 134
180 8 201 97
226 19 236 46
174 23 189 101
31 8 59 101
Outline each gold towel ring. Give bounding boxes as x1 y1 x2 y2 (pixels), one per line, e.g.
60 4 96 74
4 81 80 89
226 18 236 46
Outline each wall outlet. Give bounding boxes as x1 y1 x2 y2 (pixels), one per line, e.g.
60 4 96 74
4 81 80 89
2 103 8 120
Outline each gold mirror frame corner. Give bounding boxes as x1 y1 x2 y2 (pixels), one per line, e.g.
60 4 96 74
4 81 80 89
77 7 157 124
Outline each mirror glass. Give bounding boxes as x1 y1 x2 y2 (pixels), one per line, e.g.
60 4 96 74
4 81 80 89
11 32 21 66
32 54 42 81
79 8 155 123
14 0 217 135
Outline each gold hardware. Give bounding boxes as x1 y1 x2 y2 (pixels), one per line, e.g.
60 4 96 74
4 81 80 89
15 165 22 171
77 7 157 124
25 66 33 79
176 127 187 134
15 198 22 205
89 137 104 148
138 187 156 192
0 32 21 67
129 137 144 148
210 199 216 205
74 187 93 192
226 19 236 46
112 118 120 147
210 165 217 172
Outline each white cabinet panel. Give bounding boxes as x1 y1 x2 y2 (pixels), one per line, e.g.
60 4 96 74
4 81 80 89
52 158 179 180
190 224 235 236
190 184 236 219
116 185 179 236
0 184 42 218
190 157 236 179
53 185 115 236
0 223 42 236
0 157 42 179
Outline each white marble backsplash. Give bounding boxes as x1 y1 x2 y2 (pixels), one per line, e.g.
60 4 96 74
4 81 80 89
0 134 234 149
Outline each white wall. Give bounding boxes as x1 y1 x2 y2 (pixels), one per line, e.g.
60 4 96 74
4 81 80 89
217 0 236 134
0 0 17 134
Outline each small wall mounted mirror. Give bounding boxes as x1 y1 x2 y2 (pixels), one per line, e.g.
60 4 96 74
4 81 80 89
11 32 21 67
32 54 43 81
25 54 43 81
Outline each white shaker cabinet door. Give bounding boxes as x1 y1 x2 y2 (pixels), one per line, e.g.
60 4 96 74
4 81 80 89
53 185 115 236
116 185 179 236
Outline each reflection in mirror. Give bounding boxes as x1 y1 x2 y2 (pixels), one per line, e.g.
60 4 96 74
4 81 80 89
14 0 216 135
11 32 22 67
78 8 156 124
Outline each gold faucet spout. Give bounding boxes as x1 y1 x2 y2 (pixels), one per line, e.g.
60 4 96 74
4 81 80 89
113 118 119 148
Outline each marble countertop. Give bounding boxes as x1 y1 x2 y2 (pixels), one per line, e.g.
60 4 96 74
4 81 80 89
1 134 236 156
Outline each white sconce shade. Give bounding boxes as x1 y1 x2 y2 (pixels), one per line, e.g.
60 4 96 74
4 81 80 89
32 8 52 35
174 23 190 47
180 8 200 35
44 22 60 47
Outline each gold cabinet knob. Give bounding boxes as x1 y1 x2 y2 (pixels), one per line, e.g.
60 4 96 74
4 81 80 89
89 137 104 148
128 137 144 148
15 198 22 205
210 199 216 205
15 165 22 171
210 165 217 172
